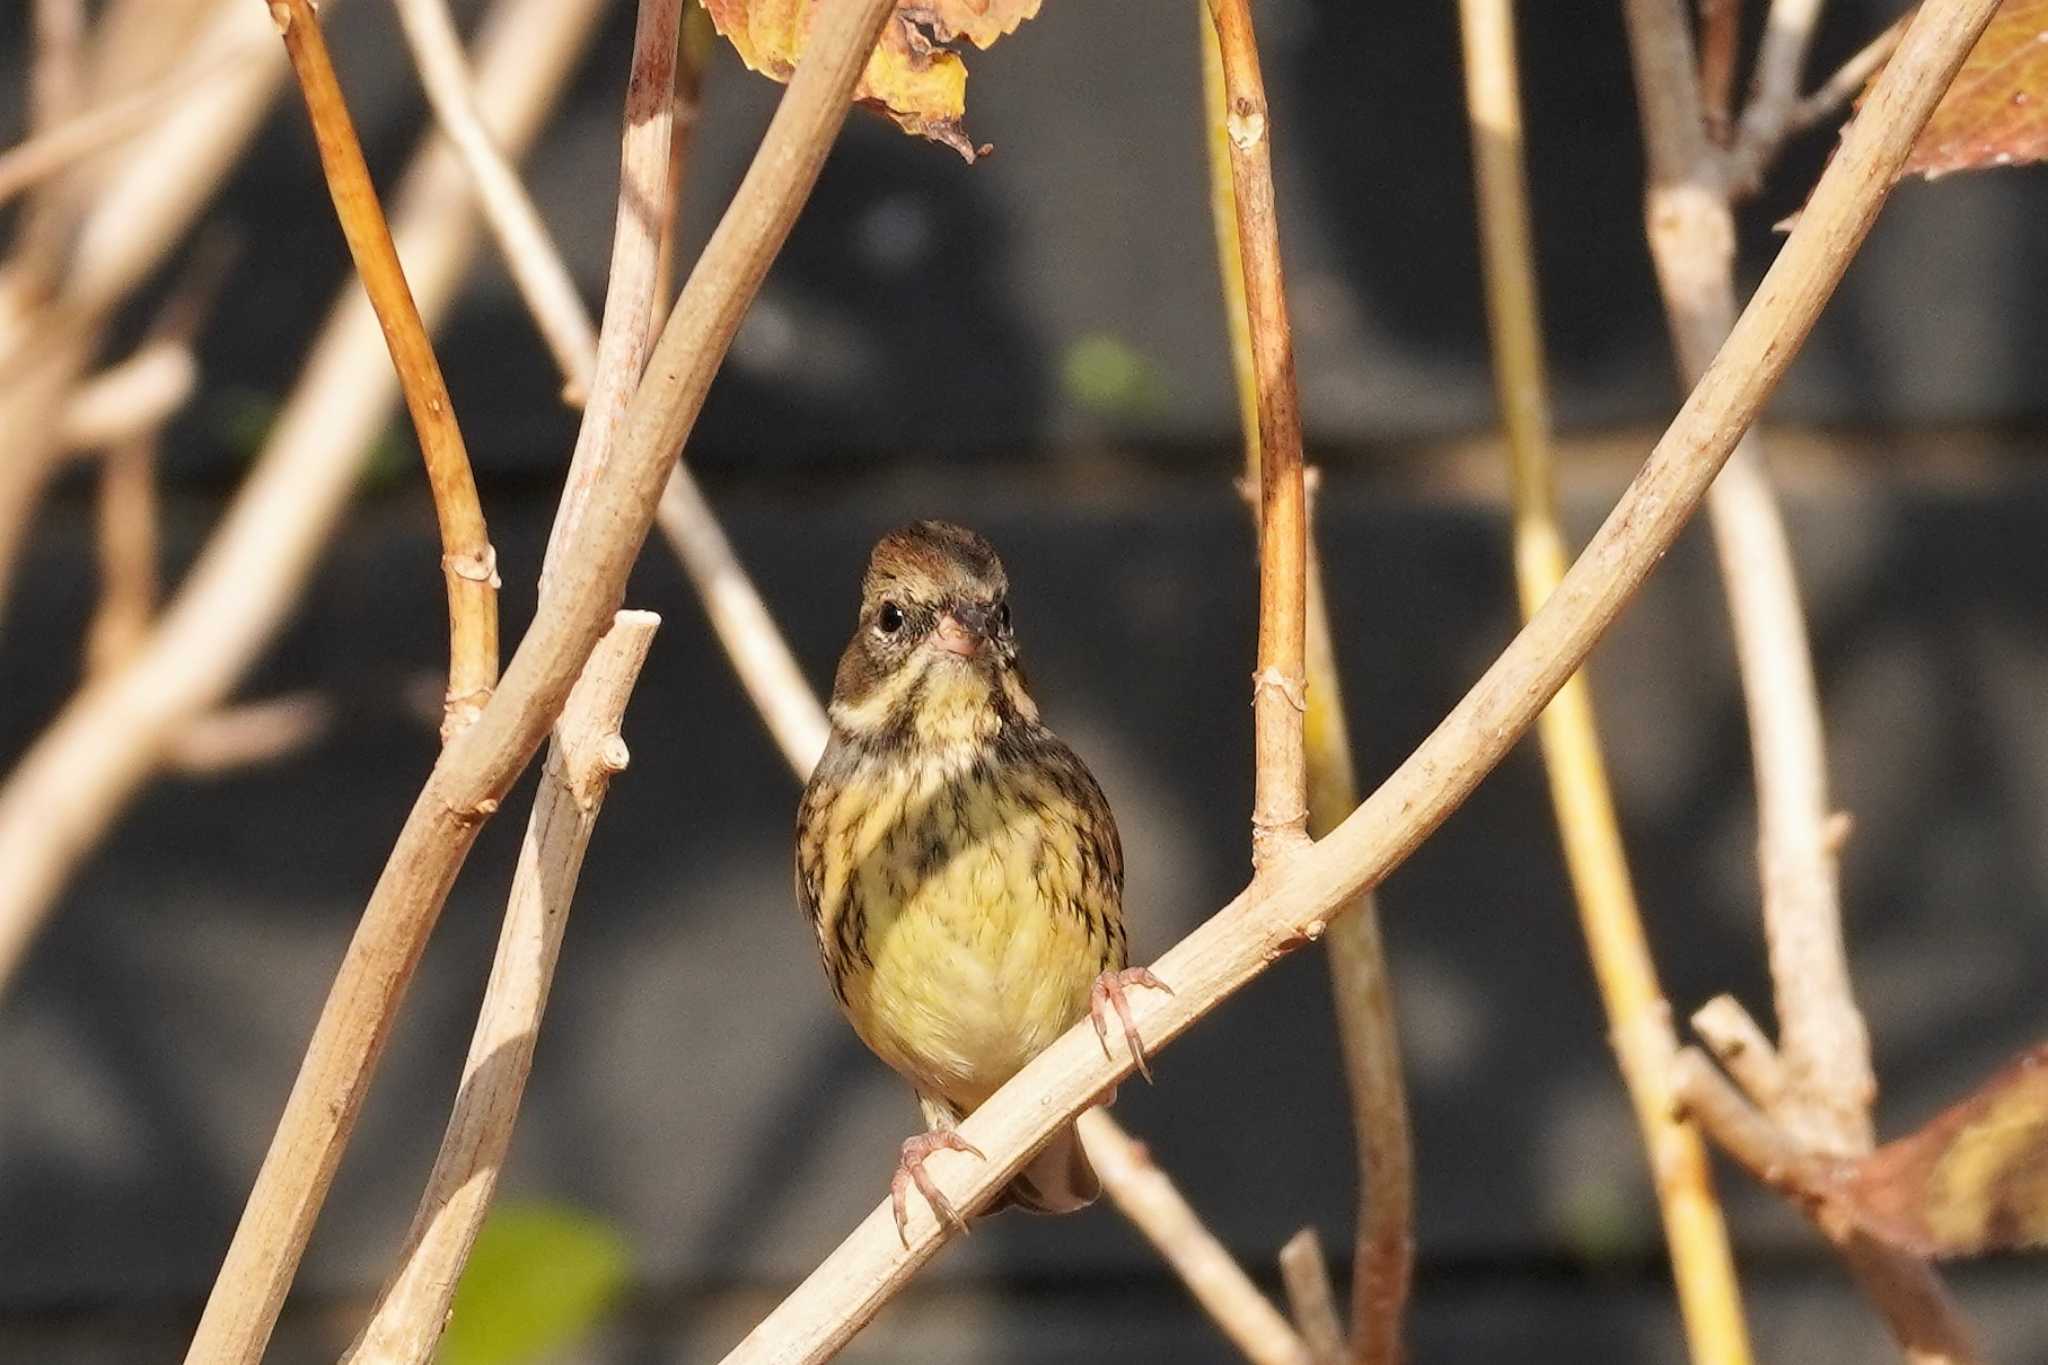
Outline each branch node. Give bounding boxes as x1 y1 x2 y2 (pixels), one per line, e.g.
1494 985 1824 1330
443 544 502 588
1251 666 1307 712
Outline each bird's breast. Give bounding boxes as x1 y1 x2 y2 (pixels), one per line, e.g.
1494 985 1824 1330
820 740 1115 1108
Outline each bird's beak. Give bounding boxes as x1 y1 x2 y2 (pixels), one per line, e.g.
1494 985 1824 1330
933 605 989 659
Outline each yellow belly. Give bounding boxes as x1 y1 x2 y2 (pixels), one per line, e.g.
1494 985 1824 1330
836 761 1111 1110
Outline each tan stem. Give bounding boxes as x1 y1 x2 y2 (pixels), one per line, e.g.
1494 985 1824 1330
714 9 1997 1358
540 0 684 595
181 0 905 1358
345 611 660 1364
1622 0 1979 1355
269 0 500 741
1082 1112 1312 1365
1205 0 1309 871
1458 1 1754 1361
391 0 600 406
1277 1227 1345 1365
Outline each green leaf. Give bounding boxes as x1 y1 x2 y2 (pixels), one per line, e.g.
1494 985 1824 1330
439 1201 632 1365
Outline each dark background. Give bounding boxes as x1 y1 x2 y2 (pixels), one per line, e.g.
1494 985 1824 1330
2 1 2046 1361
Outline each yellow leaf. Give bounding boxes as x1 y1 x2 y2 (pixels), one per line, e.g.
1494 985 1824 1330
1837 1043 2048 1257
698 0 1043 161
1882 0 2048 178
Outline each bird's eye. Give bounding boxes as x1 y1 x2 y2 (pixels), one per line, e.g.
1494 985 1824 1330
876 602 904 635
995 601 1011 631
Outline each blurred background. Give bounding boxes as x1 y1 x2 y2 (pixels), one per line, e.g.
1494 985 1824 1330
2 0 2045 1361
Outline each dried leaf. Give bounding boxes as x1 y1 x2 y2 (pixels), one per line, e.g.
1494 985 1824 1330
1835 1043 2048 1257
698 0 1043 161
1888 0 2048 177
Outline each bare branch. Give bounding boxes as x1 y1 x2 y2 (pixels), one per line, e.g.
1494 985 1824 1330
1732 0 1828 182
541 0 684 594
1791 11 1912 136
391 0 599 404
655 471 830 772
1691 994 1790 1112
715 9 1998 1356
1205 0 1310 872
1457 1 1754 1360
1625 0 1878 1157
270 0 500 740
1079 1113 1311 1365
1277 1228 1345 1365
163 693 337 774
1672 1050 1983 1362
347 611 659 1364
59 341 197 451
180 0 907 1357
1700 0 1744 142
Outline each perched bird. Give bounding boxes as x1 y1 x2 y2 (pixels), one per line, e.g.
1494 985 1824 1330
795 520 1168 1239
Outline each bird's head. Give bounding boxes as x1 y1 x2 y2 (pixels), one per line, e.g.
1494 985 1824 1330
828 520 1035 745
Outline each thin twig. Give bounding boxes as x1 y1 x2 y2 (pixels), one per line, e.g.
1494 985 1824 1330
716 10 1996 1357
86 437 159 676
163 693 336 774
1457 1 1754 1361
653 3 714 311
347 611 660 1365
1277 1228 1345 1365
1691 994 1790 1113
181 1 905 1358
59 341 197 451
1790 12 1912 135
1202 11 1414 1355
1622 0 1978 1355
655 471 830 772
1082 1113 1312 1365
1699 0 1744 142
1623 0 1876 1159
15 0 89 284
270 0 500 740
1206 0 1309 873
391 0 599 405
1731 0 1828 183
1671 1048 1984 1364
541 0 684 594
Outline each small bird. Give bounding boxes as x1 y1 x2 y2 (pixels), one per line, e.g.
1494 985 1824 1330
795 520 1168 1239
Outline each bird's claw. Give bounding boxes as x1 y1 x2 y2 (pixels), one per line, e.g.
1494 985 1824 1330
892 1128 985 1244
1090 966 1174 1082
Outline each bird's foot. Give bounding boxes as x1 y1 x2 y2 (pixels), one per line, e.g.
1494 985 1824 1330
1090 966 1174 1082
892 1128 985 1244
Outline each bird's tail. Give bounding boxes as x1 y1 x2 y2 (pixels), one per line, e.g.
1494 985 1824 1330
998 1123 1100 1215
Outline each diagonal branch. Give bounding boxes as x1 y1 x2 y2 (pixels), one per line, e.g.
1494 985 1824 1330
1206 0 1309 873
182 1 909 1358
270 0 500 740
714 7 1997 1357
345 610 661 1365
391 0 600 405
1455 1 1754 1360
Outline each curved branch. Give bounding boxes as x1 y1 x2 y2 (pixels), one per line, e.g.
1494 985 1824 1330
271 0 500 739
715 6 1998 1358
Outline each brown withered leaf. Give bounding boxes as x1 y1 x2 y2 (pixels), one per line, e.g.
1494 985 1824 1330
697 0 1043 162
1888 0 2048 177
1834 1043 2048 1257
